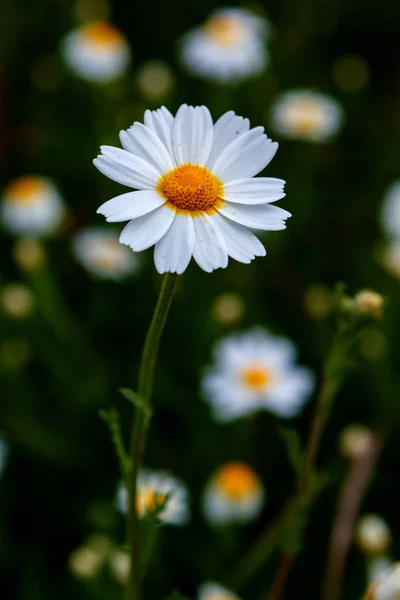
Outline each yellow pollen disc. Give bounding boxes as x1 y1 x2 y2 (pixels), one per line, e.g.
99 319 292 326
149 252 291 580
291 101 324 135
242 365 274 390
136 489 166 516
82 22 124 47
4 176 46 205
205 16 244 46
215 462 260 499
156 164 224 215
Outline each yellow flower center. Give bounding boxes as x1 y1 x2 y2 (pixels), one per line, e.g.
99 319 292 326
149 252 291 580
205 16 245 46
215 462 260 499
4 176 46 205
82 22 124 48
242 365 274 390
136 489 166 516
290 101 325 135
156 164 224 215
93 240 126 271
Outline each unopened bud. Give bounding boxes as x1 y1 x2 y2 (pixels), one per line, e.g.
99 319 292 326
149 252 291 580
0 283 34 319
338 424 373 460
355 290 383 319
356 514 391 555
13 238 46 273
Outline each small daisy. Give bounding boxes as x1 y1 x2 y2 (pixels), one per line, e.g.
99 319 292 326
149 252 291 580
94 104 289 274
381 182 400 239
203 461 265 526
1 176 65 236
365 563 400 600
116 469 189 525
380 242 400 280
199 582 242 600
202 328 314 422
72 227 139 280
61 21 131 84
181 8 269 83
270 90 343 142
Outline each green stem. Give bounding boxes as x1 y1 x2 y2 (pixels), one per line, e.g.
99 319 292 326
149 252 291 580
126 272 179 600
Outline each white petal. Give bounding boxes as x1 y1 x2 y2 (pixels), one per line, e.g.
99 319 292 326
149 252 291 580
211 213 266 263
192 213 228 272
154 212 195 274
144 106 175 160
207 111 250 169
223 177 286 204
172 105 214 166
94 146 159 189
119 204 176 251
119 122 174 174
211 128 278 181
97 190 165 222
219 202 291 230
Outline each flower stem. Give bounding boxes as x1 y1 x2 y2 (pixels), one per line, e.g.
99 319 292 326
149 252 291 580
126 272 179 600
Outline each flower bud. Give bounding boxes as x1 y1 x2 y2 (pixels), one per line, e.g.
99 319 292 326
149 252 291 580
13 238 46 273
0 283 35 319
356 514 391 556
354 290 384 319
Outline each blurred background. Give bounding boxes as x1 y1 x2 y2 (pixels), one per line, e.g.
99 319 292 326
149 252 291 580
1 0 400 599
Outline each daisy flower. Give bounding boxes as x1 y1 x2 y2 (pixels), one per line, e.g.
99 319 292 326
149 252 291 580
365 563 400 600
94 104 289 274
61 21 131 84
0 176 65 236
116 469 189 525
181 8 269 83
199 582 242 600
356 515 391 556
202 328 314 422
203 461 265 525
72 227 139 280
381 181 400 239
270 90 343 142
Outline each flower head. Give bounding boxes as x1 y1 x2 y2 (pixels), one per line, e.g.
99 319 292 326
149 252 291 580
72 227 139 280
181 8 269 83
202 328 314 421
1 176 65 236
365 563 400 600
61 21 131 83
116 469 189 525
381 182 400 239
94 104 288 273
270 90 343 142
199 582 242 600
203 461 265 525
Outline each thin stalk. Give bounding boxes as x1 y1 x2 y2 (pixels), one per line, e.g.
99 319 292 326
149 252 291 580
126 272 179 600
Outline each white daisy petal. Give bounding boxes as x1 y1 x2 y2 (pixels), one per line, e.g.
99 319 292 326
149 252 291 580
192 214 228 272
211 127 278 181
119 204 176 251
143 107 175 160
94 146 160 189
172 105 214 166
97 190 166 222
219 202 291 230
207 111 250 169
223 178 286 204
212 213 265 263
119 123 174 174
154 212 195 274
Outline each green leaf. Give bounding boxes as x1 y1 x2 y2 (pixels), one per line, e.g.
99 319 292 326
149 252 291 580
119 388 153 421
99 407 130 477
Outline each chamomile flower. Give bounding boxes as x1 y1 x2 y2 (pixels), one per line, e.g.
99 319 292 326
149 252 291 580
61 21 131 84
203 461 265 525
0 176 65 236
365 563 400 600
270 90 343 142
72 227 139 280
181 8 269 83
94 104 289 274
199 582 242 600
116 469 189 526
381 182 400 239
202 328 314 422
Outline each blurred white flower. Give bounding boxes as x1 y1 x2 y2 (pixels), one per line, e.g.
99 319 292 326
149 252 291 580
61 21 131 83
94 104 289 274
369 557 393 584
356 514 391 556
72 227 139 280
199 582 242 600
202 328 314 421
270 90 343 142
136 60 174 101
203 461 265 526
1 176 65 236
365 563 400 600
181 8 269 83
381 182 400 239
116 468 190 525
380 242 400 279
